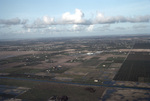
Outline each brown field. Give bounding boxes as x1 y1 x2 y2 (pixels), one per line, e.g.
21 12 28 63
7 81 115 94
0 51 55 60
110 63 122 68
101 88 150 101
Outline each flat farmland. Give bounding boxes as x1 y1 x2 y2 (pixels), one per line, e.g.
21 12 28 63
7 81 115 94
133 43 150 49
114 52 150 82
0 79 106 101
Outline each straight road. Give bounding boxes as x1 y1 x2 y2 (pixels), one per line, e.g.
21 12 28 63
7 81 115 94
0 76 150 90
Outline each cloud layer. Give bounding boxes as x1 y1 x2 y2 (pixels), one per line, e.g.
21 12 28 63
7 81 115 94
1 9 150 28
95 13 150 24
34 9 150 27
0 8 150 36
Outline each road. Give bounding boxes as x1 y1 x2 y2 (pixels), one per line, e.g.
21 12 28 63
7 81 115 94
0 76 150 90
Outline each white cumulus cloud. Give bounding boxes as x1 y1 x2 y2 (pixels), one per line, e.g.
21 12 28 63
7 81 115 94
72 24 79 31
43 16 54 24
62 9 84 24
87 25 94 31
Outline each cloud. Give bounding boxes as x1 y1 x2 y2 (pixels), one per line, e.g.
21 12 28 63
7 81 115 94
115 27 125 30
0 18 28 25
23 23 47 29
72 24 86 31
1 9 150 28
72 24 79 30
62 9 85 24
0 18 21 25
95 24 111 31
44 26 70 33
87 25 94 31
23 16 55 29
23 9 150 30
27 28 30 32
94 13 120 24
2 8 150 36
43 16 54 24
34 16 54 25
21 19 28 24
128 15 150 23
95 13 150 24
132 25 148 29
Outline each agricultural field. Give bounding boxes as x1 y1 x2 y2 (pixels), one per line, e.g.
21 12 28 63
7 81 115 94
114 43 150 82
133 43 150 49
0 79 106 101
0 85 29 101
101 88 150 101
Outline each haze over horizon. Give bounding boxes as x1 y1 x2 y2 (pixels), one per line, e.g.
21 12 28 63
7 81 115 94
0 0 150 39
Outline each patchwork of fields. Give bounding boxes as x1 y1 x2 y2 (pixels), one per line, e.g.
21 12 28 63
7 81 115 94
1 37 150 101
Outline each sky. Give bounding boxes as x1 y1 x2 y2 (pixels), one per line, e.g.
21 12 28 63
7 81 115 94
0 0 150 39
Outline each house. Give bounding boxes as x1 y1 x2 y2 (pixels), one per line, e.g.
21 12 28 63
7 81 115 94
94 80 99 82
87 52 93 55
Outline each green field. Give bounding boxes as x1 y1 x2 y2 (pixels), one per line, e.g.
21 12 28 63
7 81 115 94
106 57 125 63
82 57 100 66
